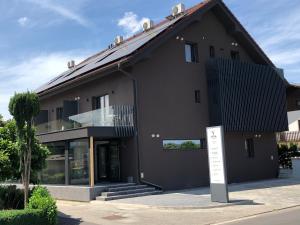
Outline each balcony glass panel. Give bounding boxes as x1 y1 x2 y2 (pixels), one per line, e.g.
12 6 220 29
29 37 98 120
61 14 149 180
36 105 134 134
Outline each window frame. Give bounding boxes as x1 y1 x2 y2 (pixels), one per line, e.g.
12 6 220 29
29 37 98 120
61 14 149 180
92 94 109 110
185 42 199 63
56 107 63 121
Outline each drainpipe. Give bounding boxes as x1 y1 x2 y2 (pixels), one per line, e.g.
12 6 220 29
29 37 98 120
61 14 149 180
117 63 141 184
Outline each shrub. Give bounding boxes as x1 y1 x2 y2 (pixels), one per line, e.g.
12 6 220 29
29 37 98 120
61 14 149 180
28 186 57 225
0 209 48 225
0 185 25 210
278 144 300 169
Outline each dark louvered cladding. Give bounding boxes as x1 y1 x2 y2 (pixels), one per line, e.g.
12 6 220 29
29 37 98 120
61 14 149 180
206 58 288 132
113 105 135 137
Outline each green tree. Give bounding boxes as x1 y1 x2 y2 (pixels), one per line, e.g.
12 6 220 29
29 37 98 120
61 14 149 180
0 114 6 127
0 120 49 182
9 92 41 207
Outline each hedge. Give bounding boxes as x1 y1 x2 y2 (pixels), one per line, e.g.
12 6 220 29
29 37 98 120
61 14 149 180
0 186 57 225
0 209 48 225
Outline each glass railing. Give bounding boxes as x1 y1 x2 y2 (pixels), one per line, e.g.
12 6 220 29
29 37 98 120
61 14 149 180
36 105 134 135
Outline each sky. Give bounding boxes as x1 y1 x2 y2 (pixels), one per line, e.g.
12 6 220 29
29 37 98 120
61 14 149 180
0 0 300 119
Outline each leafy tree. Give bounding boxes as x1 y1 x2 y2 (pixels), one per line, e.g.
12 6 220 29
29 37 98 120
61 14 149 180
0 120 49 182
0 114 6 127
9 92 41 207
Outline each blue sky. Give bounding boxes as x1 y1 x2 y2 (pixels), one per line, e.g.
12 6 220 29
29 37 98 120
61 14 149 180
0 0 299 119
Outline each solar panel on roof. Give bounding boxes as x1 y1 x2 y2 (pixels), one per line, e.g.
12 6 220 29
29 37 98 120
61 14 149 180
36 15 183 94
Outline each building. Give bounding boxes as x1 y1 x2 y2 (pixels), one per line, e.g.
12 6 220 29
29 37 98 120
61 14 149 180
277 84 300 144
35 0 288 201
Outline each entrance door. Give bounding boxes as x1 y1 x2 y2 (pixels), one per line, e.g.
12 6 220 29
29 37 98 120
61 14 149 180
95 141 120 183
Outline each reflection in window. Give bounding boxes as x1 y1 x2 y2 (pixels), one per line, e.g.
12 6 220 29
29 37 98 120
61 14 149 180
69 139 89 185
41 142 65 184
163 139 206 150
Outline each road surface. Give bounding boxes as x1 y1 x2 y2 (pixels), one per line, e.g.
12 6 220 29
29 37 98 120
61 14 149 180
222 207 300 225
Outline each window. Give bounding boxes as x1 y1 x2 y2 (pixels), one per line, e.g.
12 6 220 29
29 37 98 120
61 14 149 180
40 142 66 184
163 139 206 150
56 107 63 120
231 51 240 60
69 139 89 185
195 90 201 103
245 138 254 158
185 43 198 63
92 94 109 110
297 100 300 108
209 46 215 58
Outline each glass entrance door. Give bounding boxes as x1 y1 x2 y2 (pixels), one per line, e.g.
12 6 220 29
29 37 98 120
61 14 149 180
95 141 120 183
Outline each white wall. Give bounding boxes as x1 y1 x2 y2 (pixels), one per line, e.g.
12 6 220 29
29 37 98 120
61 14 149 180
288 110 300 131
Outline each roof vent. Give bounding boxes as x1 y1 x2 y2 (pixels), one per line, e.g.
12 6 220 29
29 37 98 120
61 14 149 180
143 19 154 31
67 60 75 69
114 36 124 45
172 3 185 17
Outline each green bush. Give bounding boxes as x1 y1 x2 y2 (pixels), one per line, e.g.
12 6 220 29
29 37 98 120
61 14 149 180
0 209 48 225
28 186 57 225
278 144 300 169
0 185 25 210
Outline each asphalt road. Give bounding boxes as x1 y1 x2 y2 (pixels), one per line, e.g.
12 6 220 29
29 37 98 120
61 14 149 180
223 207 300 225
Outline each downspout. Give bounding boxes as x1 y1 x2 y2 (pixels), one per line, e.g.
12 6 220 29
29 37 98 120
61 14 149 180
117 63 163 190
117 63 141 184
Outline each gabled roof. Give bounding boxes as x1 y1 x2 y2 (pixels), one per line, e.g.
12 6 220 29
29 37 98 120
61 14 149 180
36 0 274 95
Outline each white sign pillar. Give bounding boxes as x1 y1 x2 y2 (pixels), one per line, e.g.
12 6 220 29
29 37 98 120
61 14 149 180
206 126 229 203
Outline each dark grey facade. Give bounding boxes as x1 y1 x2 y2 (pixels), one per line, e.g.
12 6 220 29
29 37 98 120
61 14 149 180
35 0 288 192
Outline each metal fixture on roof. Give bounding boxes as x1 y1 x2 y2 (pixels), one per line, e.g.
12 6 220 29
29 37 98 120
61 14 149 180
67 60 75 69
114 35 124 46
143 19 154 31
172 3 186 17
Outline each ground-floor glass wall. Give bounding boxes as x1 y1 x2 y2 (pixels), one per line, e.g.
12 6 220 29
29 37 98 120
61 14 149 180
40 138 121 185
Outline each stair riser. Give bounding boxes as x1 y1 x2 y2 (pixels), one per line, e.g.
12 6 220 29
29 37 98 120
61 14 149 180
97 191 162 201
102 188 156 197
107 185 148 192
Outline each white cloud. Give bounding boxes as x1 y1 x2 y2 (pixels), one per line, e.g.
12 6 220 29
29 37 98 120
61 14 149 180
18 17 29 27
25 0 91 28
118 12 149 37
0 51 92 119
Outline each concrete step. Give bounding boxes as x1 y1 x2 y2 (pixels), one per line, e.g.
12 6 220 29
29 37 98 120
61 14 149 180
97 190 163 201
102 187 156 197
102 183 136 190
107 184 148 192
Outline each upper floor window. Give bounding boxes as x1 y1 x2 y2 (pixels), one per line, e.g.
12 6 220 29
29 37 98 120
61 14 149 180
209 46 215 58
195 90 201 103
245 138 254 158
92 94 109 110
231 51 240 60
163 139 206 150
56 107 63 121
185 42 198 63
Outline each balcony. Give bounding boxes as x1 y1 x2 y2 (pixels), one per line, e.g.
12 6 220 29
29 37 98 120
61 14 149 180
277 131 300 143
36 105 135 137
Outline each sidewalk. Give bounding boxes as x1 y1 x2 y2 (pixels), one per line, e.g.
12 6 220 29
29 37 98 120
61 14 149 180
57 178 300 225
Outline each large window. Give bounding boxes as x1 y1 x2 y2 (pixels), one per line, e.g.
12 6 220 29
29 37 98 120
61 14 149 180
245 138 255 158
185 43 198 63
163 139 206 150
40 142 66 184
69 139 89 185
